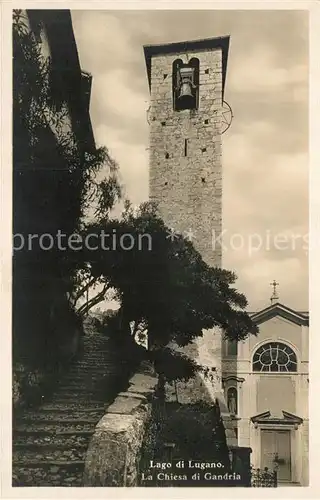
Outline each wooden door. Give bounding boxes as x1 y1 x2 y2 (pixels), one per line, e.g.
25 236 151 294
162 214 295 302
261 429 291 482
275 430 291 482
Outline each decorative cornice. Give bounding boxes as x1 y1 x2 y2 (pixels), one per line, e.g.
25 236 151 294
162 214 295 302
251 410 271 422
222 375 245 383
251 410 303 426
282 411 303 424
250 303 309 327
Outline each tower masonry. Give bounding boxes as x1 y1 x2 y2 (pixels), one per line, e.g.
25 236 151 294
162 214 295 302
144 36 230 268
144 37 230 403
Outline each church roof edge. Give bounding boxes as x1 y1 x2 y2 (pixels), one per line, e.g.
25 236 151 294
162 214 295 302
248 302 309 327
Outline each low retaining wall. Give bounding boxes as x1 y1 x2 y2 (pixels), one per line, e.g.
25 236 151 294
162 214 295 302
83 361 158 487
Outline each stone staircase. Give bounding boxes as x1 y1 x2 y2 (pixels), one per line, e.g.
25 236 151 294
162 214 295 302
12 333 131 486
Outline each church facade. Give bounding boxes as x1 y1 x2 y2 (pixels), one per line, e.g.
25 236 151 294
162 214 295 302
222 301 309 485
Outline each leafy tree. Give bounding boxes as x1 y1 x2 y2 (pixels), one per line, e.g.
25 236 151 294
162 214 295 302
81 202 258 381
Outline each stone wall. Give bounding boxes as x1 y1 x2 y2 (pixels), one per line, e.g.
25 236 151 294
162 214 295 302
165 326 224 405
12 365 44 408
83 362 158 486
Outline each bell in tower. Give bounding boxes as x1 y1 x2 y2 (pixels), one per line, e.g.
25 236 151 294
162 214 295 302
172 58 199 111
177 66 195 108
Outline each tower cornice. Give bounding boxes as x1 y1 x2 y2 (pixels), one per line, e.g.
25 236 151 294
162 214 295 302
144 35 230 99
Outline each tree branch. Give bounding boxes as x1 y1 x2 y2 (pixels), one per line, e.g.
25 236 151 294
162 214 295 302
77 283 109 316
72 276 100 307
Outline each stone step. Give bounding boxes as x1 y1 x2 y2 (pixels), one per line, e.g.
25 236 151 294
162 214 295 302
12 464 84 487
69 362 110 368
67 365 115 372
80 351 118 357
13 460 85 469
83 333 107 338
14 432 91 447
80 351 108 356
53 385 106 394
44 400 107 408
79 350 121 359
76 361 120 367
81 350 113 355
79 351 110 356
14 423 97 434
72 357 119 363
12 332 128 487
82 344 111 351
50 396 107 405
62 369 115 376
70 365 117 371
72 366 123 374
64 371 118 379
64 375 119 382
76 360 117 366
81 350 115 356
78 354 119 360
50 390 107 400
15 422 97 435
58 376 115 386
59 374 103 382
52 388 106 397
55 378 102 386
61 372 111 379
81 346 113 351
39 402 108 411
81 346 112 352
62 373 113 380
17 409 104 422
81 342 111 346
13 447 87 463
50 396 107 404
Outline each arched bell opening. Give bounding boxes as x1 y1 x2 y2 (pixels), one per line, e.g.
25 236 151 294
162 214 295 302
172 57 199 111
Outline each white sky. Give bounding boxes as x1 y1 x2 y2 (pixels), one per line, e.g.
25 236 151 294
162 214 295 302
71 10 308 312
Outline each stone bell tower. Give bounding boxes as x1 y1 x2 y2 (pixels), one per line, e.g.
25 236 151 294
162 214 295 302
144 37 230 402
144 36 230 268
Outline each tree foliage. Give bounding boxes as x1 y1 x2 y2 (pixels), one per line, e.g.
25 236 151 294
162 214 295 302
81 202 258 381
12 10 121 368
